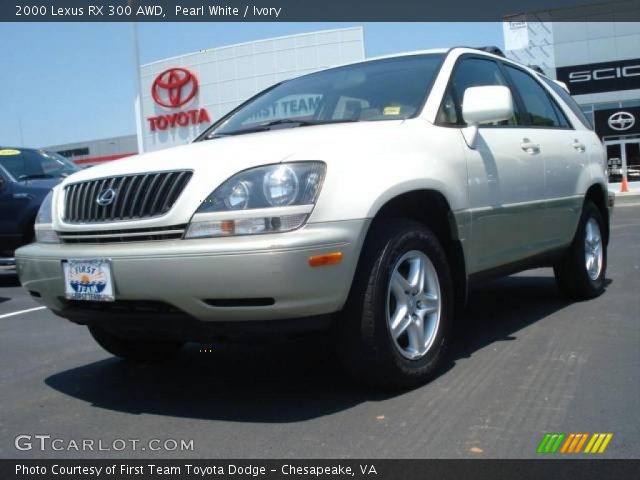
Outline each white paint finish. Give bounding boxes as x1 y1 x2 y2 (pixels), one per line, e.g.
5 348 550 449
462 86 514 126
463 126 546 272
36 48 608 283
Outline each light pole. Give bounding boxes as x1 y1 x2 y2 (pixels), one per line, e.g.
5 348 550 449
128 0 145 155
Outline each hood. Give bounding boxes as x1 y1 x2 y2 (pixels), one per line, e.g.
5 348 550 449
53 120 407 231
62 120 406 182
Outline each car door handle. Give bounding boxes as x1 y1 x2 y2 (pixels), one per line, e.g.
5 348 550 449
573 140 586 153
521 139 540 154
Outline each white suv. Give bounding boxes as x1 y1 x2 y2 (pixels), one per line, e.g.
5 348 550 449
16 47 613 389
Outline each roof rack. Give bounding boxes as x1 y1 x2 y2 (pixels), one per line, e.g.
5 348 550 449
473 46 505 57
528 64 545 74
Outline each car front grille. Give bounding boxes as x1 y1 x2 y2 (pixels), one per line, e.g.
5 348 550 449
63 170 192 224
58 225 187 244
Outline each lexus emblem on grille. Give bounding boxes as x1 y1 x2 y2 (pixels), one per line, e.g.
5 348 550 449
96 188 117 206
608 111 635 131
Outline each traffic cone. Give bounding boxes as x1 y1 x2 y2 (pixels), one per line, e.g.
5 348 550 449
621 174 629 193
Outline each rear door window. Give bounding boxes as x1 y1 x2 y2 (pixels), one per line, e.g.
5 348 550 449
540 75 593 129
504 65 571 128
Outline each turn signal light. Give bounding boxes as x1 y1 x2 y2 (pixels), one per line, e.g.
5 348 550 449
308 252 343 267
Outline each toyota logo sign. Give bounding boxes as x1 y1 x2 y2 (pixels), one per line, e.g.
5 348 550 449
151 68 199 108
608 111 636 131
147 66 211 132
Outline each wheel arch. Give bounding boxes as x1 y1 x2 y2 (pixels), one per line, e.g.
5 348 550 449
584 182 610 246
361 189 468 311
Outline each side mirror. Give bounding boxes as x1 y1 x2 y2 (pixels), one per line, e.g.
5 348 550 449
461 85 514 149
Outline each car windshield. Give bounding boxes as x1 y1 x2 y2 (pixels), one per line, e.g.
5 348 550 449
0 148 79 180
201 54 444 139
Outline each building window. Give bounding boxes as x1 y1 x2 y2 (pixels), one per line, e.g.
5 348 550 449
57 147 90 158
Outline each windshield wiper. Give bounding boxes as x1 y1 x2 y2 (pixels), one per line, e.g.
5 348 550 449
206 118 358 139
18 174 56 180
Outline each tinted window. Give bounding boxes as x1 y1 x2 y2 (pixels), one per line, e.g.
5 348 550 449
206 54 444 137
540 75 592 129
0 149 78 180
437 58 520 126
505 66 570 128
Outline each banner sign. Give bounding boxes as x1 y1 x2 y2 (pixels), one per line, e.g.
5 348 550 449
556 58 640 96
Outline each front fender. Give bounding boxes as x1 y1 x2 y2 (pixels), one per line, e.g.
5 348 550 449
307 123 469 223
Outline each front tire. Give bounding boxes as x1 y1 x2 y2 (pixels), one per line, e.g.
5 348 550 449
554 201 607 299
88 325 183 362
337 219 454 390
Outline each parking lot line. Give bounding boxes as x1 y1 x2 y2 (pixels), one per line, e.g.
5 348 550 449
0 306 46 319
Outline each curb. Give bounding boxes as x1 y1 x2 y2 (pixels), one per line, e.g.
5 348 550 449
610 192 640 206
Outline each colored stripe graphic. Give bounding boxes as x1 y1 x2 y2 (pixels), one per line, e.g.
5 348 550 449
574 433 590 453
539 433 613 454
537 433 565 454
560 433 589 453
585 433 613 454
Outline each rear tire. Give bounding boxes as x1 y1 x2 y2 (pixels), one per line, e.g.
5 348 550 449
336 219 454 390
554 201 607 299
88 325 183 362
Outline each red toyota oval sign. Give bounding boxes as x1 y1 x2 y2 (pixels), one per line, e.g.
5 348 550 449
151 67 199 108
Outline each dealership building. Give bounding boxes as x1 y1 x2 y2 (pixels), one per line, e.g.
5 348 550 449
503 3 640 181
47 17 639 180
47 27 365 164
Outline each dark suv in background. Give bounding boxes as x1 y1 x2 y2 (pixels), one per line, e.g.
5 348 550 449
0 147 78 264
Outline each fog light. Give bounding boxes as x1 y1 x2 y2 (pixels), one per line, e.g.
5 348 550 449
35 228 59 244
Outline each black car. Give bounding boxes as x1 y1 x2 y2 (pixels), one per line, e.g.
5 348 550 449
0 147 78 262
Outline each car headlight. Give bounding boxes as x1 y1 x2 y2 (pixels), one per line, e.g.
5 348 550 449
185 162 325 239
34 191 60 243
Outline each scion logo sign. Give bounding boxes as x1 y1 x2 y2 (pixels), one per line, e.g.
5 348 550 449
147 67 211 132
556 58 640 95
594 106 640 138
608 111 635 131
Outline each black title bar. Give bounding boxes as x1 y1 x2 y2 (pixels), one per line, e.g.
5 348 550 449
2 460 640 480
3 0 640 22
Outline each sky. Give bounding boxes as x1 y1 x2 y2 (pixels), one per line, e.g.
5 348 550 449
0 22 502 148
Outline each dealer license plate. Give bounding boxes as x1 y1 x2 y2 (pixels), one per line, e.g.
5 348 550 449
63 259 115 302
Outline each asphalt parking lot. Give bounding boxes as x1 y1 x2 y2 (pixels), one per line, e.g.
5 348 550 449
1 207 638 460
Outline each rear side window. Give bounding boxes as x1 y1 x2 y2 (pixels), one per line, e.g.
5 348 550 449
540 75 594 130
505 66 570 128
437 58 521 127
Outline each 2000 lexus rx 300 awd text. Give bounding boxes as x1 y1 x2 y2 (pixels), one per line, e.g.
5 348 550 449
16 48 613 389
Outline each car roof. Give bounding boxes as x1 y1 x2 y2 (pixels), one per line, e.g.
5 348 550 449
308 46 541 78
0 146 37 152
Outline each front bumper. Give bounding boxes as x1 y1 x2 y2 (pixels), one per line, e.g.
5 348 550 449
16 219 369 324
0 257 16 267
